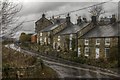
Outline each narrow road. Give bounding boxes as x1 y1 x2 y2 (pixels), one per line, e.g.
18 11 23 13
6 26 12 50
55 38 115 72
7 44 120 79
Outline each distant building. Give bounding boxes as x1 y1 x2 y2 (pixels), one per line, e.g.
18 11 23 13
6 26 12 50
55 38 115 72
31 33 37 43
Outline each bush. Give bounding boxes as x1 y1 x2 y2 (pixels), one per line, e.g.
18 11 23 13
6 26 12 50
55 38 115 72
19 33 31 43
69 51 77 57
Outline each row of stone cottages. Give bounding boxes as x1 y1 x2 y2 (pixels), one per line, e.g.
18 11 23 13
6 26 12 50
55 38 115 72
31 13 119 60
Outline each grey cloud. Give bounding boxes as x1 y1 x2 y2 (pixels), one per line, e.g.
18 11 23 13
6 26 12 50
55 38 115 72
18 2 69 16
18 2 98 17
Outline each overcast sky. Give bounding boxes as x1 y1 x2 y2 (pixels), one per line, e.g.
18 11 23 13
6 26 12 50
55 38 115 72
12 0 119 33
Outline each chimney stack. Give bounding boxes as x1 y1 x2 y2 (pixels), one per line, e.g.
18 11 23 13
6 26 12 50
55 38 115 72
91 16 97 25
77 16 82 25
83 17 87 23
56 16 60 23
52 15 54 20
42 13 45 18
66 13 71 25
110 14 116 24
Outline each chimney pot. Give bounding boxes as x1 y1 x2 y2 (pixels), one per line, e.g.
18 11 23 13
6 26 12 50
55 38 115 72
56 17 60 23
52 15 54 19
66 13 71 25
83 18 87 23
42 13 45 18
77 16 82 25
91 16 97 25
110 14 116 24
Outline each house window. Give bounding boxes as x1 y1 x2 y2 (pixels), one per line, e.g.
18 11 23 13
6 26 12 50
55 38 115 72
105 48 110 58
40 33 42 36
40 37 42 43
69 34 73 50
105 38 110 45
85 39 89 45
58 36 60 41
57 42 60 51
69 34 73 40
44 37 47 43
40 37 43 45
96 39 100 45
95 48 100 59
78 47 81 57
85 47 89 56
48 38 50 44
53 42 56 49
48 32 50 36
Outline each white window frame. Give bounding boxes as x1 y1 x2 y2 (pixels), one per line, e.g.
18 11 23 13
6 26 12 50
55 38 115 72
58 36 60 41
48 38 50 44
85 47 89 57
53 42 56 49
78 47 81 57
44 37 47 43
85 39 89 45
40 32 42 36
95 48 100 59
105 48 110 58
96 38 100 45
69 40 72 50
105 38 110 46
48 32 50 36
40 37 42 42
40 37 43 45
69 34 73 40
69 34 73 50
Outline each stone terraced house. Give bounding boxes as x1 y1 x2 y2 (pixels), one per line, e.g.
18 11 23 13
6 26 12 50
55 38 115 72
78 16 120 61
53 15 96 52
34 12 120 61
35 14 53 44
38 17 67 46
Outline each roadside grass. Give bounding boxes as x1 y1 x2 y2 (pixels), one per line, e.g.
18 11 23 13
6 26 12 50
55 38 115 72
21 43 118 72
2 44 58 78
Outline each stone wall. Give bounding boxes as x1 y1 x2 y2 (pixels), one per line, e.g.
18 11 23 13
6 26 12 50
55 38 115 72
35 18 52 33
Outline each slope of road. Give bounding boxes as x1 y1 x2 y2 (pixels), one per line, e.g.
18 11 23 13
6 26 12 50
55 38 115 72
7 44 120 78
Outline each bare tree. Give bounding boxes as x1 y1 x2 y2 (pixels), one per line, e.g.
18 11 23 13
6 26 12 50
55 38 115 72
0 0 23 37
88 5 105 21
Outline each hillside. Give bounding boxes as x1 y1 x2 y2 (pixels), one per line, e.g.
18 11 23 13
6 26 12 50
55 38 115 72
2 45 58 79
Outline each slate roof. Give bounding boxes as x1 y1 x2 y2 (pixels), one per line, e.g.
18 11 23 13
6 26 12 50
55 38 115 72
40 18 66 32
81 23 120 38
57 22 90 35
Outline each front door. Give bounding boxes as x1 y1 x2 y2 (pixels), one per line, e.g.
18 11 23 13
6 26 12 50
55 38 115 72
96 48 100 59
